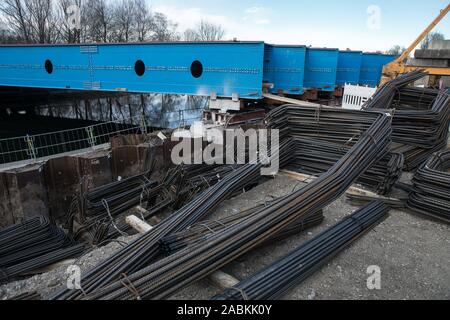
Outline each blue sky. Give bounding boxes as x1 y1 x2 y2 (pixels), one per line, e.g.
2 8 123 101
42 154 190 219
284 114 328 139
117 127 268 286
148 0 450 52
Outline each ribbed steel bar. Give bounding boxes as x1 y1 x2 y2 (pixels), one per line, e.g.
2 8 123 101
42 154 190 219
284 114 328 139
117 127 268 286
212 201 389 300
78 106 391 300
289 138 403 195
407 150 450 224
0 216 83 283
51 141 294 300
363 71 450 170
159 208 324 255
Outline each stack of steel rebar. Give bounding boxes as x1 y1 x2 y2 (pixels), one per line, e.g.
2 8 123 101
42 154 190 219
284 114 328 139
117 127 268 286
51 139 295 300
8 292 42 301
290 138 404 195
212 201 390 300
407 150 450 224
72 173 163 244
0 216 84 283
159 207 324 255
363 71 450 170
61 106 391 300
266 105 402 194
74 164 241 245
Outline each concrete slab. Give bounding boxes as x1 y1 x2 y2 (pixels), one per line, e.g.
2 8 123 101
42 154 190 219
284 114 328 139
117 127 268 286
430 40 450 50
408 58 449 68
415 49 450 60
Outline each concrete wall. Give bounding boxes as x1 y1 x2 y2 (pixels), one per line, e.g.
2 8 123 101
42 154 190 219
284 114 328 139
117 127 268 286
430 40 450 50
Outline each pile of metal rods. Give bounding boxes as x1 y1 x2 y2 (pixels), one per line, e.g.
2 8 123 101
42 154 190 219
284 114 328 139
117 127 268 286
159 206 324 255
1 245 85 283
407 150 450 224
8 292 42 301
51 140 294 300
0 216 84 283
363 70 428 109
73 164 239 245
363 71 450 170
290 138 404 195
212 201 390 300
72 106 391 300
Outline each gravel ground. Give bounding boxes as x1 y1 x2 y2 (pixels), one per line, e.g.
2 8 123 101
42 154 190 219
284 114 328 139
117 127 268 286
1 175 449 300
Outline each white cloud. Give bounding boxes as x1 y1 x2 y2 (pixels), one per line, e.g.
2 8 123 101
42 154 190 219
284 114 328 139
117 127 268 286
245 6 265 14
243 5 271 25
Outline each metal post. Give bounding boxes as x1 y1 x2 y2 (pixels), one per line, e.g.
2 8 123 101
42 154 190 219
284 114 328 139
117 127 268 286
24 135 38 160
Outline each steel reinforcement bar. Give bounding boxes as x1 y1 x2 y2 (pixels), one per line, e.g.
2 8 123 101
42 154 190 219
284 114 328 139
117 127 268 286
407 150 450 224
51 141 294 300
77 106 391 300
212 201 389 300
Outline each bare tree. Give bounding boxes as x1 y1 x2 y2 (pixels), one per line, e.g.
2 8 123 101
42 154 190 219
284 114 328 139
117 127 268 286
421 31 445 50
1 0 182 44
85 0 114 42
0 0 60 43
0 0 33 43
26 0 60 43
184 20 225 41
150 12 179 41
386 45 405 57
112 0 137 42
134 0 153 42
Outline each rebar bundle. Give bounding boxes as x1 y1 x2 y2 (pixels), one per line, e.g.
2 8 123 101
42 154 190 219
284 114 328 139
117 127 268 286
363 71 450 170
73 174 163 244
51 140 294 300
290 138 403 195
0 216 84 283
74 164 240 245
159 208 324 255
266 105 401 194
212 201 390 300
407 150 450 224
8 292 42 301
72 106 391 300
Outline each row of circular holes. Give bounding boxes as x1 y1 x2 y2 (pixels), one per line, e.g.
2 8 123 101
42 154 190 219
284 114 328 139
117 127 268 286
44 59 204 78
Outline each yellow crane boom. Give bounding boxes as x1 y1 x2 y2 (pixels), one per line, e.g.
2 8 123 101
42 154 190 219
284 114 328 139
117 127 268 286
381 3 450 85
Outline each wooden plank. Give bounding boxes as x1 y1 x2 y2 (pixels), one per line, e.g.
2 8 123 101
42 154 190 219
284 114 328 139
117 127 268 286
280 170 401 201
262 93 321 107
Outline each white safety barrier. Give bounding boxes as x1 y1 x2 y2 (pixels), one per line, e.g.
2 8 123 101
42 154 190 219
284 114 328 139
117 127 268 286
342 84 377 110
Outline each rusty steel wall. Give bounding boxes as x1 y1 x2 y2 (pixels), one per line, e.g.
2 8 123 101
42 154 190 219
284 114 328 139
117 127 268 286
0 134 167 229
0 165 49 228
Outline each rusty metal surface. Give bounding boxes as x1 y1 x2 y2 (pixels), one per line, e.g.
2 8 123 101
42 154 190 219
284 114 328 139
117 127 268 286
0 173 14 228
77 153 113 190
43 157 80 223
111 145 149 179
0 165 49 228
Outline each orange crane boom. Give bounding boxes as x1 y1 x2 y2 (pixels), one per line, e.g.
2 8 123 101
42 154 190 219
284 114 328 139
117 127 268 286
381 3 450 85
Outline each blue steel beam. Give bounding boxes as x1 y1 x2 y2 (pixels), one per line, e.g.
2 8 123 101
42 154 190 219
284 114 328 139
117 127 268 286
304 48 339 92
0 42 265 99
337 51 362 86
359 53 395 87
264 44 306 95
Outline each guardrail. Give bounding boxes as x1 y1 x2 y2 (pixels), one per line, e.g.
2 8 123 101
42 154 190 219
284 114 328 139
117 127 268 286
0 109 203 168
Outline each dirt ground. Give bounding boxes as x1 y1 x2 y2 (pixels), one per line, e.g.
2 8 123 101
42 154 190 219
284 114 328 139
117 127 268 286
1 174 449 300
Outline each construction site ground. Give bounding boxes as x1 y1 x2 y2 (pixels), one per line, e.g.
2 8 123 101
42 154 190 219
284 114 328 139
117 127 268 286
1 174 449 300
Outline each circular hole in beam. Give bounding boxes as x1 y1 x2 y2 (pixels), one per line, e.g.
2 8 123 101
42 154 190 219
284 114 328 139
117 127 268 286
135 60 146 77
190 60 203 78
45 60 53 74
